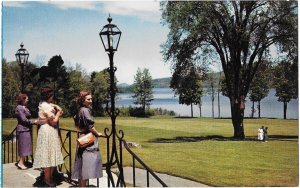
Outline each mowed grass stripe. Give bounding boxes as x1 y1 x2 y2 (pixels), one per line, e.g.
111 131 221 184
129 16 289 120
2 117 298 186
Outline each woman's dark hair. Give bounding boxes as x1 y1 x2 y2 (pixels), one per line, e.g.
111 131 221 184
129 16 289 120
76 91 91 106
40 87 54 101
16 93 28 105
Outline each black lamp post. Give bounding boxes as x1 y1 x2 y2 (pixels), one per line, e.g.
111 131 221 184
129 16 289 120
99 15 124 187
15 42 29 92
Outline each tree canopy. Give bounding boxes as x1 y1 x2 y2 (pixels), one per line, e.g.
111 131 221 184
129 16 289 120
249 61 271 118
273 60 298 119
161 1 297 139
2 57 110 118
170 64 204 117
132 68 154 115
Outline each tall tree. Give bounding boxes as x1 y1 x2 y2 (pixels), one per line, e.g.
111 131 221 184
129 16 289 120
273 61 298 119
67 64 91 116
132 68 154 115
249 61 271 118
2 60 20 117
170 64 204 118
206 71 218 118
2 60 40 117
30 55 70 115
90 70 110 116
161 1 297 139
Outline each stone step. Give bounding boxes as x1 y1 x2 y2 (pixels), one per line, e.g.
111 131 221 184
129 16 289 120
3 163 208 187
3 163 114 187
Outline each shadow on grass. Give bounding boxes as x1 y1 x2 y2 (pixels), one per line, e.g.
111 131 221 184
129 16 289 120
268 135 298 142
175 116 198 119
148 135 298 143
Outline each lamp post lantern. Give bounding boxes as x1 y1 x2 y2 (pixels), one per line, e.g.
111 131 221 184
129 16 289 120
99 14 124 187
15 42 29 92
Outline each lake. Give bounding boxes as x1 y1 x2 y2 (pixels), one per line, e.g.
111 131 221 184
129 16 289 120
116 88 299 119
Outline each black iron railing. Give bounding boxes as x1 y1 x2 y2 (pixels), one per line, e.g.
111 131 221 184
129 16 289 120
2 126 168 187
2 127 18 164
120 136 168 187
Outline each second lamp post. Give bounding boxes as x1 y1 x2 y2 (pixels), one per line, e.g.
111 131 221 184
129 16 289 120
99 15 124 187
15 42 29 92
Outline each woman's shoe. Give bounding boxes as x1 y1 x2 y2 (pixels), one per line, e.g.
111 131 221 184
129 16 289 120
16 163 28 170
43 180 56 187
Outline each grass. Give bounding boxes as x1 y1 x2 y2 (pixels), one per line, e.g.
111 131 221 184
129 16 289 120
2 116 299 186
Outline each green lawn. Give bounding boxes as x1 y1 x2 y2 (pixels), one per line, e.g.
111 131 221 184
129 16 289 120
2 116 299 186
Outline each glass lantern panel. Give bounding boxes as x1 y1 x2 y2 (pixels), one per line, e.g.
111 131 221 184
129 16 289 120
111 34 120 50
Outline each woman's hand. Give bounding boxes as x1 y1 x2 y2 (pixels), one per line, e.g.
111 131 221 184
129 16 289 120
97 132 103 137
51 104 62 112
57 110 64 117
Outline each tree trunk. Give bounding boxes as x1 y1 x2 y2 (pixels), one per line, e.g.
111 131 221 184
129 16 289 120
143 101 146 116
251 100 254 118
231 97 245 140
211 87 214 118
258 101 261 118
218 89 220 118
191 103 193 118
53 81 56 102
283 101 287 119
199 97 202 117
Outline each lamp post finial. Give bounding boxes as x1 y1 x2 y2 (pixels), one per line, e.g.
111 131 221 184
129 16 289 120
107 13 112 23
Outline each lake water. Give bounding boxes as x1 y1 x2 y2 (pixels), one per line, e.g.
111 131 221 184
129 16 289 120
116 88 299 119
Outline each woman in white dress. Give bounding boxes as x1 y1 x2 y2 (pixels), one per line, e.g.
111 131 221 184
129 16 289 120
33 87 64 186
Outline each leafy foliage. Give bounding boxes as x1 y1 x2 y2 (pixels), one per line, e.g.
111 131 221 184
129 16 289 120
132 68 154 115
90 70 110 116
249 61 271 117
170 64 204 117
2 60 20 117
273 60 298 119
161 1 297 138
2 57 109 118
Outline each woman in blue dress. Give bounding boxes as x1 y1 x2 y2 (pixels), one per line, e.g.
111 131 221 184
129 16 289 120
72 91 103 187
15 93 37 170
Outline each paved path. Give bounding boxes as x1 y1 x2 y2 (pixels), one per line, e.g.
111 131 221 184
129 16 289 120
3 163 112 187
3 163 208 187
123 167 208 187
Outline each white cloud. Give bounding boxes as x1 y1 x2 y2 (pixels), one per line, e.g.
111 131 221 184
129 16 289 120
3 1 29 8
4 1 162 23
40 1 100 10
102 1 161 22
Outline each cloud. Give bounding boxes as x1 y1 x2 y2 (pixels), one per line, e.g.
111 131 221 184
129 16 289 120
40 1 100 10
101 1 161 22
3 1 29 8
4 1 162 23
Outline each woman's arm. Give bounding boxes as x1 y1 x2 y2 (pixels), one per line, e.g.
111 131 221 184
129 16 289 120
89 127 103 137
51 103 62 112
15 107 33 127
48 110 63 126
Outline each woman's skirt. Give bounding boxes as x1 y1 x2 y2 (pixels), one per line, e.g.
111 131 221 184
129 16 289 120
17 130 32 157
33 124 64 168
72 135 103 180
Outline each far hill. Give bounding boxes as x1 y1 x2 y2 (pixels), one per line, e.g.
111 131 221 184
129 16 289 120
117 72 224 93
152 77 171 88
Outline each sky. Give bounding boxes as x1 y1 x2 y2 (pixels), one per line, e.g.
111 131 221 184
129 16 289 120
2 1 171 84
